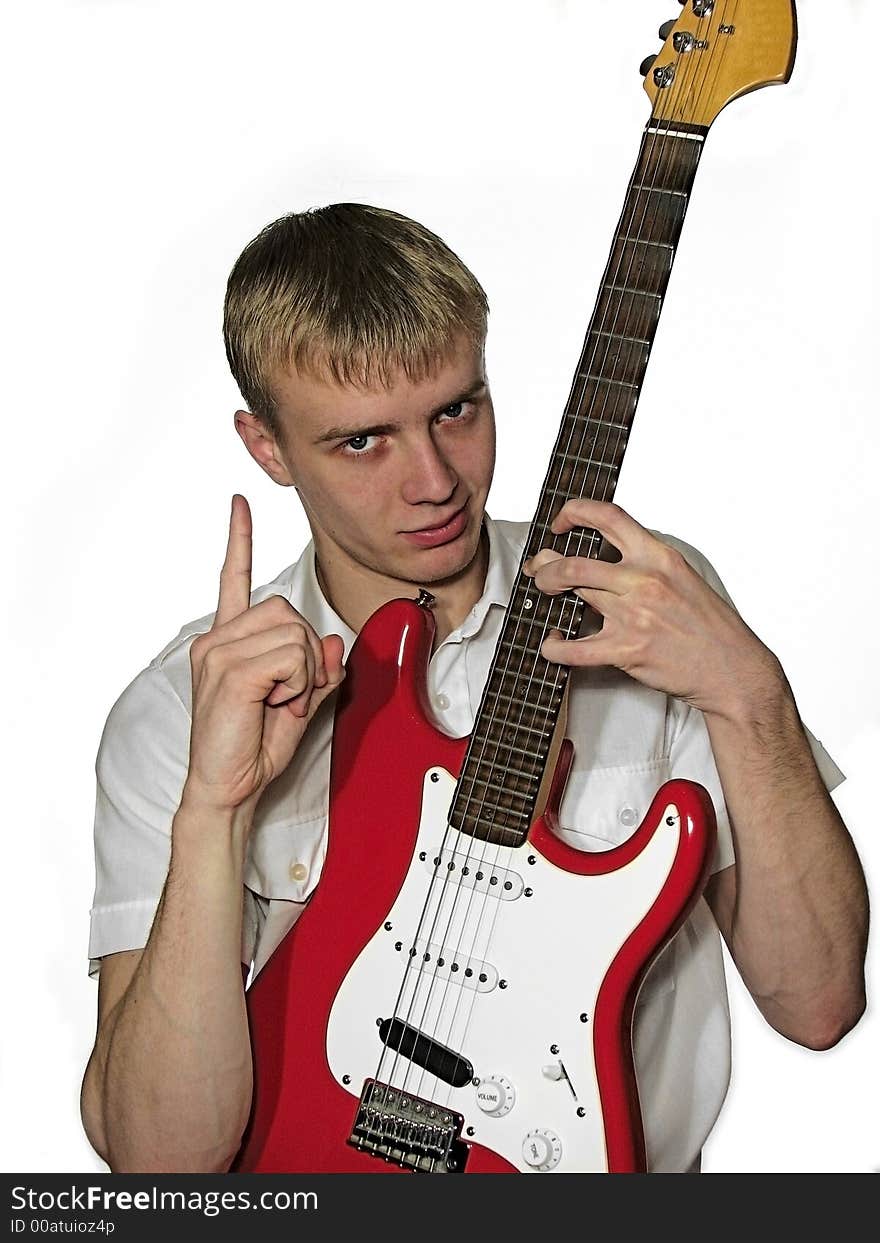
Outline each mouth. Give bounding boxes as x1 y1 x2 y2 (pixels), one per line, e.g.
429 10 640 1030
401 503 469 548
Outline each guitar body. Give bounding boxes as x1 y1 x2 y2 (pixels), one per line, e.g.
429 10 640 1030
235 598 715 1173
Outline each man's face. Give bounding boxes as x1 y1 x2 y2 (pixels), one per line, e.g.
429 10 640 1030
269 335 496 590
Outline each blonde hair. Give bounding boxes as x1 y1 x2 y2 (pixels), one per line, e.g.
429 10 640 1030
223 203 489 446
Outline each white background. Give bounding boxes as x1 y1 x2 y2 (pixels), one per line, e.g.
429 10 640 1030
2 0 877 1173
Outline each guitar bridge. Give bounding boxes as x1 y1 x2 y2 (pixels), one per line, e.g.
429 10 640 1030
348 1078 469 1173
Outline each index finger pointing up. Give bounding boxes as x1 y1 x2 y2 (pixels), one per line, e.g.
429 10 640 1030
215 493 253 627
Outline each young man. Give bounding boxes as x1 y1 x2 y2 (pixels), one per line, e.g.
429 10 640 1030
81 204 868 1174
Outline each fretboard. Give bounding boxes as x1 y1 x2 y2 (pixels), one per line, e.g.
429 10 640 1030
450 120 707 847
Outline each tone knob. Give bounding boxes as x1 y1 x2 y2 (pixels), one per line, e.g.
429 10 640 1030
522 1128 563 1171
475 1075 515 1118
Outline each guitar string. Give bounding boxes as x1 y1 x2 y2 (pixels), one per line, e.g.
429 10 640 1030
418 10 735 1119
397 7 726 1127
435 24 713 1106
386 37 708 1120
377 90 705 1143
372 18 707 1121
365 8 731 1148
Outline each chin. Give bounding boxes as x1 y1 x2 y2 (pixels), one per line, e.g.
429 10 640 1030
405 532 482 585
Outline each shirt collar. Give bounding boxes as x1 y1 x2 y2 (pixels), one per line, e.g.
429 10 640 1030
285 510 519 658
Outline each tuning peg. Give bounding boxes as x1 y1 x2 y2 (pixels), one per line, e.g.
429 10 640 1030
639 53 658 76
659 19 676 39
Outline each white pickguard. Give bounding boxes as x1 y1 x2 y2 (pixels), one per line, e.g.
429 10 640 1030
326 766 681 1172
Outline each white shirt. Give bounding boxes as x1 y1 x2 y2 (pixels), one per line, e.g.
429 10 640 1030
88 514 843 1172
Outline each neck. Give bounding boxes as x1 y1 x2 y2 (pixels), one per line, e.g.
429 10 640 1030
449 121 707 848
314 521 491 649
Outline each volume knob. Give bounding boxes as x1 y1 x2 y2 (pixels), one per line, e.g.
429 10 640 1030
522 1128 563 1171
475 1075 515 1118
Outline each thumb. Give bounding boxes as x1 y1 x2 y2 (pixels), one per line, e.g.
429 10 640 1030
320 632 346 681
305 633 347 716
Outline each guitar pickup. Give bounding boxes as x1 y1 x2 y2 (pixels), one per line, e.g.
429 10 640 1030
377 1018 473 1088
412 939 498 993
422 848 524 900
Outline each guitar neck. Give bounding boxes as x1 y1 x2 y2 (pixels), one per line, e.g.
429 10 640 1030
451 120 708 847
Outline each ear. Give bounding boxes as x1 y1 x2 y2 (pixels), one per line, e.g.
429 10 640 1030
233 410 296 486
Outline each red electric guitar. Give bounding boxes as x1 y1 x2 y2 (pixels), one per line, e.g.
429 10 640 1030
235 1 798 1174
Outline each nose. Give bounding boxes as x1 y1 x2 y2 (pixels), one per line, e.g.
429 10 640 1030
400 432 459 506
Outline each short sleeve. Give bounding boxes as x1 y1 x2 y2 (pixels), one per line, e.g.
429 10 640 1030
87 664 191 976
88 660 265 979
660 533 845 875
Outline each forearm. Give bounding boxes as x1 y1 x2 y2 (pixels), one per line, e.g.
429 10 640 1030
523 501 869 1045
705 666 868 1048
86 795 255 1172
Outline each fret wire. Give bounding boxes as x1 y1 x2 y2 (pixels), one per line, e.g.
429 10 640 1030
590 330 651 347
561 409 635 433
491 601 587 638
631 183 688 198
602 284 662 301
576 414 632 433
499 610 560 627
565 387 640 411
553 450 620 472
502 606 591 626
455 817 529 840
488 688 563 712
618 235 674 251
539 482 615 505
575 372 639 392
471 717 552 741
503 602 583 618
459 773 537 798
456 802 530 822
484 739 547 762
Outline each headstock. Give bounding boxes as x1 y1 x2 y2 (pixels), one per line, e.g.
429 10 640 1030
642 0 797 127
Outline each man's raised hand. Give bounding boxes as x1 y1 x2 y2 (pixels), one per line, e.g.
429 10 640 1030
185 494 346 816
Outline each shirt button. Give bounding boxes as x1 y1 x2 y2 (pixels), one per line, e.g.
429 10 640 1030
435 693 451 710
289 861 308 882
619 807 638 828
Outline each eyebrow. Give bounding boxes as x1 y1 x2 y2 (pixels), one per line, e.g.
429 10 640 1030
312 379 488 445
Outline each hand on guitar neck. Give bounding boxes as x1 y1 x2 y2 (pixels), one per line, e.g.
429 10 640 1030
523 496 787 727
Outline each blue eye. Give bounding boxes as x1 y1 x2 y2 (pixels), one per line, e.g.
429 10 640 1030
340 433 379 456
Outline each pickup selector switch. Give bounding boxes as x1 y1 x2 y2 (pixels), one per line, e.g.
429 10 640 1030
522 1128 563 1171
475 1075 515 1117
